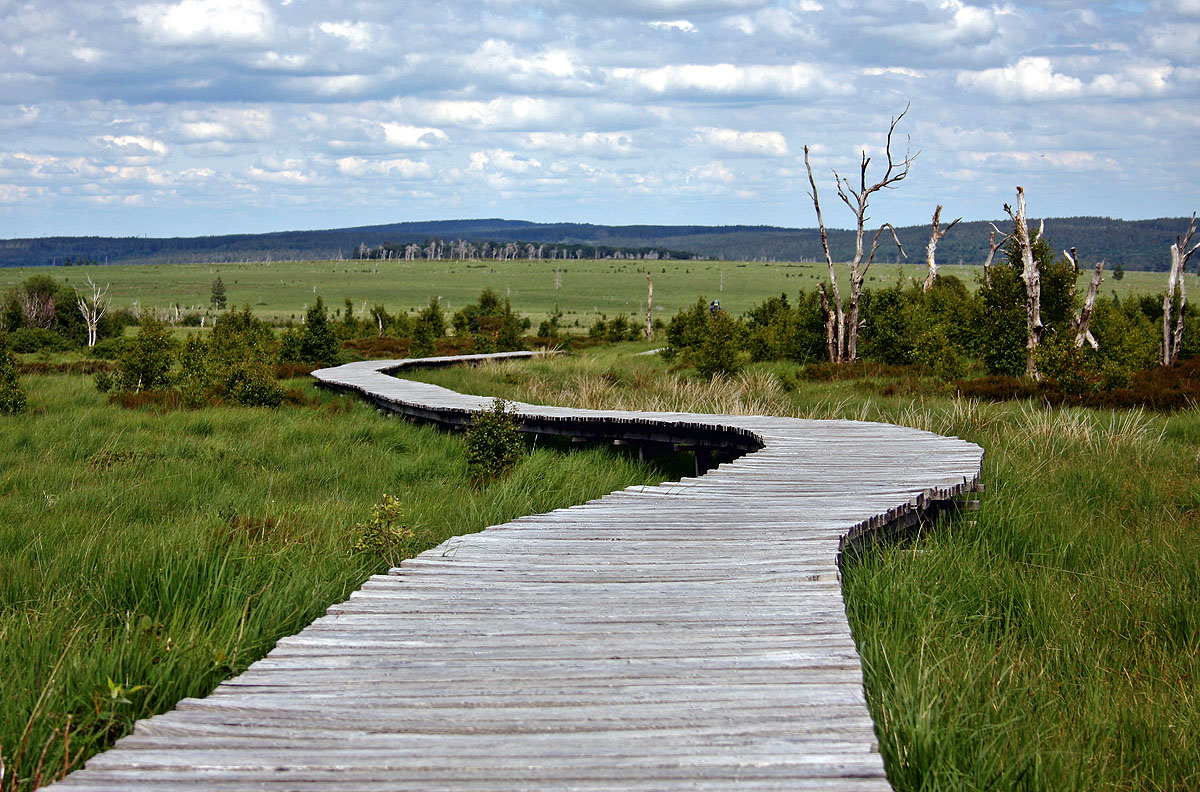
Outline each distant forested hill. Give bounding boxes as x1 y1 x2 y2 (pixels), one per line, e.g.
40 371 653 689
0 216 1190 270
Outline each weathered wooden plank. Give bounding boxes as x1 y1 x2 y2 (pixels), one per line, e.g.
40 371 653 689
47 352 983 791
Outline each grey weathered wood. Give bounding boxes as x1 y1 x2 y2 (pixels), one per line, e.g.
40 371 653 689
49 352 984 791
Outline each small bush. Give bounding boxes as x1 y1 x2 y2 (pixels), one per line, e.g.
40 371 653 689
0 337 27 414
113 314 175 394
694 310 744 378
913 327 967 382
8 326 71 353
352 494 412 567
464 398 525 480
88 336 130 360
298 297 340 366
225 360 283 407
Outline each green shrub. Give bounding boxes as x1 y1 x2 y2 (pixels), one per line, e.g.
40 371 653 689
351 494 412 568
0 336 27 414
277 327 303 364
298 297 339 366
912 326 967 382
662 298 745 377
410 297 447 358
225 360 283 407
745 290 826 364
463 398 525 480
452 289 526 352
7 326 71 353
536 305 563 339
694 310 744 378
176 306 283 407
113 314 175 394
1035 331 1098 395
662 298 710 361
975 265 1029 377
88 336 130 360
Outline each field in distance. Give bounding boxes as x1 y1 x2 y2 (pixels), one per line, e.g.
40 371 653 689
0 258 1183 329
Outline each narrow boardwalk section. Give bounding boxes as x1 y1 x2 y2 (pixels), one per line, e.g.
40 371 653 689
52 354 984 791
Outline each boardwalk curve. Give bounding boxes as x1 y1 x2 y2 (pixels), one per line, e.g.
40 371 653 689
51 353 984 791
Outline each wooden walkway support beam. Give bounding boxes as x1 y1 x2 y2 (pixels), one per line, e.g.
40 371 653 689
49 352 984 792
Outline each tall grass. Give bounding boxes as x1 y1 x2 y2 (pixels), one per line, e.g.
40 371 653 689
0 373 670 790
407 346 1200 791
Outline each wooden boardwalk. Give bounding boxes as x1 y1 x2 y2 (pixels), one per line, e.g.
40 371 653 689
50 353 984 791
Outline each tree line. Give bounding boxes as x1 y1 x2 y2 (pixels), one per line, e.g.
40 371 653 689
352 238 698 261
2 216 1191 270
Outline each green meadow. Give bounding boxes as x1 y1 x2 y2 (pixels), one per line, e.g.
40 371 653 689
0 372 674 790
2 255 1198 791
0 257 1180 330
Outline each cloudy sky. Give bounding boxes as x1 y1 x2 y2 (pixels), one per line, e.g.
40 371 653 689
1 0 1197 238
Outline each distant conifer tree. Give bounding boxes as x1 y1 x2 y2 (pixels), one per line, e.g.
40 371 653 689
211 277 227 310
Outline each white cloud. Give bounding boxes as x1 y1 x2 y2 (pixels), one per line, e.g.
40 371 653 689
466 39 588 88
648 20 697 32
293 74 376 97
693 127 788 156
612 62 838 97
688 160 734 183
956 57 1086 100
133 0 273 44
468 149 541 174
318 21 375 50
381 123 448 149
957 56 1175 100
861 66 923 79
94 135 170 161
416 97 565 130
247 164 311 184
522 132 635 156
335 157 431 178
174 108 274 142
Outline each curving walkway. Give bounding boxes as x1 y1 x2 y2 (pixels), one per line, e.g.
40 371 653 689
51 353 984 791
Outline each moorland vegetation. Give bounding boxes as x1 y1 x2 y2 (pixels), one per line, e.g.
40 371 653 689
1 208 1198 790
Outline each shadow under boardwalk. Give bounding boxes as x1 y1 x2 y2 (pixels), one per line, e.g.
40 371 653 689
49 352 984 792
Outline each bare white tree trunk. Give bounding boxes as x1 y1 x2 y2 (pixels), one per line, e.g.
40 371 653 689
923 205 960 291
804 146 844 361
1075 258 1104 349
644 269 654 341
1004 187 1044 379
981 224 1007 287
1163 214 1199 365
817 282 836 364
75 276 109 348
804 106 914 362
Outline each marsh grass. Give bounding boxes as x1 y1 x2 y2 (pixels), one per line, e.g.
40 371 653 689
406 346 1200 792
0 372 670 790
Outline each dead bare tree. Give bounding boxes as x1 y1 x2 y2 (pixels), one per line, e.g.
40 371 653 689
922 205 960 291
981 224 1008 287
75 276 109 348
1163 213 1199 366
1003 187 1044 378
644 269 654 341
1060 248 1104 349
803 106 914 361
817 282 836 363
